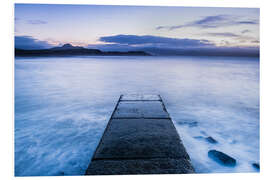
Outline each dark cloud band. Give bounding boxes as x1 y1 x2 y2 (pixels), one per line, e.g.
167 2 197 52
99 35 213 48
27 20 48 25
156 15 258 31
15 36 53 50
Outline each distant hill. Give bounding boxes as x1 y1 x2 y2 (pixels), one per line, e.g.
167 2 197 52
15 44 151 57
50 43 85 50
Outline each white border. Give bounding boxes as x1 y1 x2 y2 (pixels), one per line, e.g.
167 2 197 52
1 0 269 180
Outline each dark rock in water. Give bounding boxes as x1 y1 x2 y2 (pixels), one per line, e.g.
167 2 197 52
206 136 218 144
58 171 65 175
252 163 260 170
193 136 204 140
208 150 236 167
188 121 198 127
200 131 207 136
178 121 198 127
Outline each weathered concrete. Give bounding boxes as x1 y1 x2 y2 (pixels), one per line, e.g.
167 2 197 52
112 101 170 119
93 119 189 159
86 158 194 175
85 94 194 175
120 94 161 101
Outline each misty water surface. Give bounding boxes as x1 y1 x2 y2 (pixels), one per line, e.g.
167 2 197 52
15 56 259 176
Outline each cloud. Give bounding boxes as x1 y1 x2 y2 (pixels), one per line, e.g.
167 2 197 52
93 34 259 57
99 34 213 48
192 15 229 28
251 40 260 43
156 15 258 31
241 29 251 34
27 20 48 25
203 32 259 47
205 32 240 37
15 36 54 50
237 21 258 24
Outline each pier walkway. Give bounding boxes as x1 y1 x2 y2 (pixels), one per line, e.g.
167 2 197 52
85 94 194 175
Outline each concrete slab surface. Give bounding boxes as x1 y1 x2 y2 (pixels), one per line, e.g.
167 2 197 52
86 158 194 175
112 101 169 119
93 119 189 159
120 94 161 101
85 94 194 175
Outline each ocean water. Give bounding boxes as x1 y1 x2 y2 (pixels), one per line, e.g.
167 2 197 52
14 56 259 176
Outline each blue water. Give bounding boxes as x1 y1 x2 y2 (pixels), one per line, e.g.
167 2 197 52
15 56 259 176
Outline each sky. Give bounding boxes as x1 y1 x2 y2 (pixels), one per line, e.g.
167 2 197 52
14 4 260 55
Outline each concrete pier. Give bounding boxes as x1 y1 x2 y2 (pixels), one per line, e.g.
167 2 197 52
85 94 194 175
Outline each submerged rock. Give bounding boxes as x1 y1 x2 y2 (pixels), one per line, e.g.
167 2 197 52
206 136 218 144
193 136 204 140
252 163 260 170
200 131 207 136
177 121 198 127
59 171 65 175
208 150 236 167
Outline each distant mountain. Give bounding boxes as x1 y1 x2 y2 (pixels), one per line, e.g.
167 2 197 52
15 44 151 57
50 43 85 50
